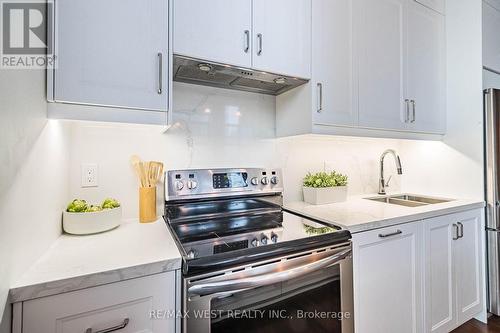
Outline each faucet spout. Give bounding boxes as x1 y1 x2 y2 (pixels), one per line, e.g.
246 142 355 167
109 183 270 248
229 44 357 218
379 149 403 195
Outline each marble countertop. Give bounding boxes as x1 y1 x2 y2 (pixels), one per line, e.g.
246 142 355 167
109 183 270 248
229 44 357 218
284 194 485 234
9 218 182 303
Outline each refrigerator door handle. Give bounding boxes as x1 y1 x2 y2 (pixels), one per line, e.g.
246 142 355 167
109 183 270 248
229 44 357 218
485 89 500 230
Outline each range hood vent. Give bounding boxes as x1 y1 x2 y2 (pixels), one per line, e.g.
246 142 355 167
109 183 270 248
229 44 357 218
173 55 309 96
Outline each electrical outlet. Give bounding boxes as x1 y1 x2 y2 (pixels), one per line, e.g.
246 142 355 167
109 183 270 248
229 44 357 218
81 164 98 187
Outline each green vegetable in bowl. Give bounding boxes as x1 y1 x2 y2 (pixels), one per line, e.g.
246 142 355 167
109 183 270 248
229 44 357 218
303 171 348 188
102 198 120 209
86 205 103 213
66 199 88 213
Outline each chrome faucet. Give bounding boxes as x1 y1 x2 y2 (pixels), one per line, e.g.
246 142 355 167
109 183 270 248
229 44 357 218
379 149 403 195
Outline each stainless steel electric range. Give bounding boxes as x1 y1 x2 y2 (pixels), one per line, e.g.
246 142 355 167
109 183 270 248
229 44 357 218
164 168 353 333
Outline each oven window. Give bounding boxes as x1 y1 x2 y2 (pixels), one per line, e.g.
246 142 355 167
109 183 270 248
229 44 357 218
209 266 346 333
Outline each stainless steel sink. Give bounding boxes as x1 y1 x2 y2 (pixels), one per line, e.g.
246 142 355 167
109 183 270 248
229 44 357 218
366 194 453 207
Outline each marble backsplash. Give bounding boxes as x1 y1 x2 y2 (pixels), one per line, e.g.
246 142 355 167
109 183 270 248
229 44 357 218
68 82 404 218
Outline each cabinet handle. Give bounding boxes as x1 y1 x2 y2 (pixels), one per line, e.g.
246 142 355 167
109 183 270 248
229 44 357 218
453 223 459 240
157 52 163 95
85 318 129 333
244 30 250 53
317 83 323 113
257 33 263 56
405 99 410 123
378 230 402 238
457 222 464 239
411 100 416 123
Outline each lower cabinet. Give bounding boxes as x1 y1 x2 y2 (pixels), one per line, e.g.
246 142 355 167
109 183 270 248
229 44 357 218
18 272 178 333
353 221 424 333
425 209 483 333
353 208 484 333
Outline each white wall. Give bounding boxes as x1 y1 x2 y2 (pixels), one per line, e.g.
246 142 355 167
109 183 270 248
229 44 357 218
0 69 70 328
400 0 484 200
68 83 404 219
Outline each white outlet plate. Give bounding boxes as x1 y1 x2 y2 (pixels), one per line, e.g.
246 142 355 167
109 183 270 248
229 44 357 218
81 163 98 187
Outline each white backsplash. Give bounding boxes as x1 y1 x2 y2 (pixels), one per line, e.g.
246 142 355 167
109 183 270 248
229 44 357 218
69 83 404 218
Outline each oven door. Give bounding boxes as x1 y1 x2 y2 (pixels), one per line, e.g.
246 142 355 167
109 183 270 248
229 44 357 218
183 243 353 333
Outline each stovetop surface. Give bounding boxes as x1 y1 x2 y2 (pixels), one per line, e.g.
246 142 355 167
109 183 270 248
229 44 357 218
164 168 351 275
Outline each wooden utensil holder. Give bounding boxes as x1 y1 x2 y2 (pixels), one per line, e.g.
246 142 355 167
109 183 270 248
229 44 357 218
139 186 156 223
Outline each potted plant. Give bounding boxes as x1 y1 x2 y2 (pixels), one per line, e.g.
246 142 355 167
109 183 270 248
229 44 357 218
302 171 348 205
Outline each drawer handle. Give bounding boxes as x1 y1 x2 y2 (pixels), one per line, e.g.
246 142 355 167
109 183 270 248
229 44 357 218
453 223 459 240
85 318 129 333
378 230 402 238
157 52 163 95
457 222 464 239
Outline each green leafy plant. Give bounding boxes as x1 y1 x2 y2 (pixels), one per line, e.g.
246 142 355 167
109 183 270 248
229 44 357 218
303 171 348 188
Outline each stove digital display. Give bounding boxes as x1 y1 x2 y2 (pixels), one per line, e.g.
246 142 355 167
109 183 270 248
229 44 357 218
213 172 248 189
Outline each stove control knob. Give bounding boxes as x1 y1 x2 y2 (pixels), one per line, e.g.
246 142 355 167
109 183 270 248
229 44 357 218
271 233 278 243
261 235 268 245
250 177 259 186
270 176 279 185
187 249 197 259
187 180 198 190
175 181 184 191
251 238 260 247
261 177 269 185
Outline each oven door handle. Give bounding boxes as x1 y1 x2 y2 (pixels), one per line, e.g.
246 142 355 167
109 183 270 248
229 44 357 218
188 247 351 297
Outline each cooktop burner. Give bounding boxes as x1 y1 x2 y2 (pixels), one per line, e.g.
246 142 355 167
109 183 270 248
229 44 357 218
164 168 351 275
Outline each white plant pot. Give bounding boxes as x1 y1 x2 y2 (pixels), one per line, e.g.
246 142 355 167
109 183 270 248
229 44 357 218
63 207 122 235
303 186 348 205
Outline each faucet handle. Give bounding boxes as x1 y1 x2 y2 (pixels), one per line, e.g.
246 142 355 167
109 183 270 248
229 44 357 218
385 175 393 187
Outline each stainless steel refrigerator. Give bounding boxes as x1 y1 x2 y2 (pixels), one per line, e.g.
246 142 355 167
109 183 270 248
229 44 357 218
485 88 500 315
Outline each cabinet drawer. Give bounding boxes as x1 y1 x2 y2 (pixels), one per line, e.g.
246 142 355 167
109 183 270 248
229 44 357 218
22 272 176 333
414 0 445 14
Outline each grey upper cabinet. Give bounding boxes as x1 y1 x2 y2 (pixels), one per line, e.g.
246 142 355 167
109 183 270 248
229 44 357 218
48 0 169 122
484 0 500 73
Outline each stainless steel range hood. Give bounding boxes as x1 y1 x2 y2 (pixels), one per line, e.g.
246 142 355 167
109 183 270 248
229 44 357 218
173 55 309 96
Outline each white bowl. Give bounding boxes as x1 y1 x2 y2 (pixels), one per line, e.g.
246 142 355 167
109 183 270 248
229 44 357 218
63 207 122 235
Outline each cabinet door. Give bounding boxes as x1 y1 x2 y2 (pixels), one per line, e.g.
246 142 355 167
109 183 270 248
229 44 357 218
311 0 357 127
173 0 252 68
353 222 423 333
455 210 483 326
54 0 168 111
483 1 500 73
424 215 455 333
358 0 407 131
414 0 445 14
252 0 311 78
407 1 446 134
22 272 176 333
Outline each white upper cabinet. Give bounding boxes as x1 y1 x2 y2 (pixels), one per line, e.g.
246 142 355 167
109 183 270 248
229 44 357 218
277 0 447 138
406 1 446 134
311 0 356 127
173 0 311 79
483 1 500 73
252 0 312 79
358 0 407 131
52 0 168 112
173 0 252 68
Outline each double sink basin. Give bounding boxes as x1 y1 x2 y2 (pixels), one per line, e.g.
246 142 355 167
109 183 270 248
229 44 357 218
366 194 453 207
